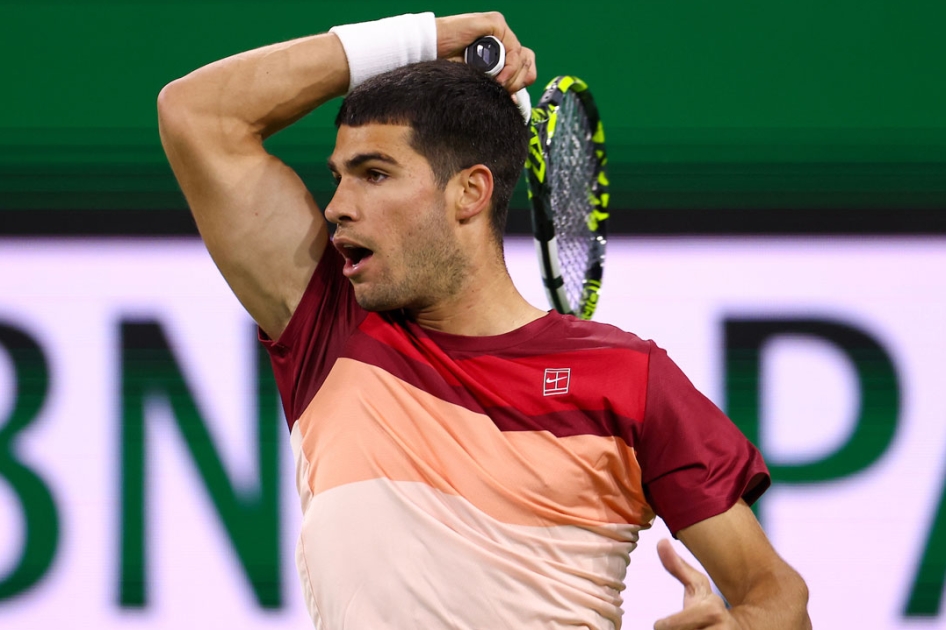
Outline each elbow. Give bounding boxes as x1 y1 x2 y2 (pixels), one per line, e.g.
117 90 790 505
157 77 215 150
156 79 190 135
156 80 176 119
157 77 255 148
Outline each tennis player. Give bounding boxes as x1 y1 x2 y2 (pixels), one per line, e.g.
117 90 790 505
158 10 810 629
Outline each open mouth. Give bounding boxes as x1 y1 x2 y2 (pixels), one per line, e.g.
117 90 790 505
338 243 374 272
343 245 372 264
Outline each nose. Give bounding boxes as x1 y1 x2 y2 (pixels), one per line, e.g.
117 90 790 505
323 182 359 226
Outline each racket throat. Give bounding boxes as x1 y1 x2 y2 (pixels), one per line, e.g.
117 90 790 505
534 236 572 316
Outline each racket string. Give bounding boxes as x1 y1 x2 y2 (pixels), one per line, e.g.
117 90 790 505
548 93 598 312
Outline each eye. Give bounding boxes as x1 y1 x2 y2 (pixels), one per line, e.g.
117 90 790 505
365 169 388 184
330 172 341 187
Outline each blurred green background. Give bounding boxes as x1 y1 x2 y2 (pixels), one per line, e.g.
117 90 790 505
2 0 945 233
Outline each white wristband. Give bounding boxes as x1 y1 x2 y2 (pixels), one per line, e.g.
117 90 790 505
330 12 437 92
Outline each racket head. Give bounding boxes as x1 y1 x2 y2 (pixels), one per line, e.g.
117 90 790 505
524 76 610 320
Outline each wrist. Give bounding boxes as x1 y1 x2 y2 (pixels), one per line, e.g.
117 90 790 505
330 12 437 92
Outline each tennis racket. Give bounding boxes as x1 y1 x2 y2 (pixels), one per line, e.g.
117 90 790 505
525 76 609 320
464 39 609 320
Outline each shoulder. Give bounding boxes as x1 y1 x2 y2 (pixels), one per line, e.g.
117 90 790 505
528 314 659 396
547 312 656 355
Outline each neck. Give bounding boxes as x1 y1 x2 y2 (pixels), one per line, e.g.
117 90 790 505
410 256 546 337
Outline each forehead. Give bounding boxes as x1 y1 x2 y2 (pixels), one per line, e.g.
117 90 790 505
329 123 423 168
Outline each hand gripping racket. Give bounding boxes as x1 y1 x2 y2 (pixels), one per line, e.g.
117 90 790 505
464 36 532 123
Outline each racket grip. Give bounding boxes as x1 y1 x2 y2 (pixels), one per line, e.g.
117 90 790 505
463 35 532 124
513 87 532 124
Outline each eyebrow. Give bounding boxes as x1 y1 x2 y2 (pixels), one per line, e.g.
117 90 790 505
327 152 401 173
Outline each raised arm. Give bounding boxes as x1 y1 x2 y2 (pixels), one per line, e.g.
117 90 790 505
157 12 535 340
655 500 811 629
157 31 345 339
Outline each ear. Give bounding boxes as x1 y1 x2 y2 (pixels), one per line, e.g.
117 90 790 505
451 164 494 224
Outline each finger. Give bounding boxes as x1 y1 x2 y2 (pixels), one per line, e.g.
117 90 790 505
657 539 713 597
497 46 537 93
654 610 708 630
436 11 513 59
653 599 728 630
654 595 729 630
486 12 524 68
466 12 531 90
437 12 535 96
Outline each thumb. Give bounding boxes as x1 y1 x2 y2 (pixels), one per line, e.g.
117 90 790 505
657 539 713 599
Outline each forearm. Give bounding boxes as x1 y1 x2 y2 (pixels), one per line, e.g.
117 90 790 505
665 502 813 630
158 33 348 142
156 11 533 144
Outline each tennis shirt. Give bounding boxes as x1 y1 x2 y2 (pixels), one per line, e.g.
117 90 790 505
262 246 770 630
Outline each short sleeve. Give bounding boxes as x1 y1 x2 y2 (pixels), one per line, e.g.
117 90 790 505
259 246 368 425
637 344 770 535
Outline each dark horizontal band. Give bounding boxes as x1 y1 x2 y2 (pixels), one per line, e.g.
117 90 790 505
2 207 946 237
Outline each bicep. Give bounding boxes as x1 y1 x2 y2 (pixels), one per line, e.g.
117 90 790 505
160 115 330 339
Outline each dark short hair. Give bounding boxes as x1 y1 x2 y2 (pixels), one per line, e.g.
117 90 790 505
335 60 529 244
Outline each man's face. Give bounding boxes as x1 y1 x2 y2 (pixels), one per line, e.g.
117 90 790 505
325 123 469 312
